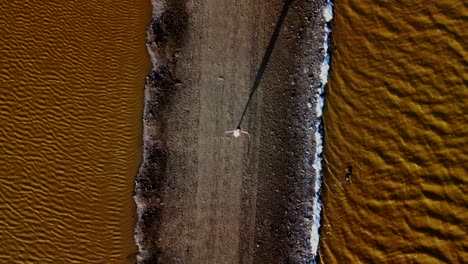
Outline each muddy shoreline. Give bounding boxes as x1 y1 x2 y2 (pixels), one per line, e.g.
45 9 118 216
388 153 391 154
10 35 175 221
134 0 327 263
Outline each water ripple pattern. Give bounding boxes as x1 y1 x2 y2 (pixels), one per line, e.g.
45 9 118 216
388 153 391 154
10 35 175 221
320 0 467 263
0 1 151 262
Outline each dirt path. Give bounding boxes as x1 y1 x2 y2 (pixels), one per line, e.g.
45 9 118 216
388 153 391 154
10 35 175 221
135 0 326 263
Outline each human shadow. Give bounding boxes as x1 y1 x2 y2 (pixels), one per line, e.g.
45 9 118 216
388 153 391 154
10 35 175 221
236 0 295 129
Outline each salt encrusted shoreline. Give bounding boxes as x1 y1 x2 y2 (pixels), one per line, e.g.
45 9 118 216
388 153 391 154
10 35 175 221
133 2 168 262
309 1 334 262
133 0 333 263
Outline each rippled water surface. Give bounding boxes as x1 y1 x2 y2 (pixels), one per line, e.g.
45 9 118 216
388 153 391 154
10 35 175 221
0 1 151 262
320 0 466 263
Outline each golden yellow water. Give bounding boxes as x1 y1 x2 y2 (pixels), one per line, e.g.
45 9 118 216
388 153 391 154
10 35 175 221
320 0 467 263
0 1 151 262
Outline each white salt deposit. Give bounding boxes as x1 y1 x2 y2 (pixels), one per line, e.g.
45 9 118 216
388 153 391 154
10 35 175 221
310 1 334 262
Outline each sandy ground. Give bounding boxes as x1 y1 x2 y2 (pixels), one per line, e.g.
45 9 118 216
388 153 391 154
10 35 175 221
135 0 326 263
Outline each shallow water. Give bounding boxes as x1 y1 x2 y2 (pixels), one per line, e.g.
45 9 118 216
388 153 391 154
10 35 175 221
320 0 467 263
0 1 151 262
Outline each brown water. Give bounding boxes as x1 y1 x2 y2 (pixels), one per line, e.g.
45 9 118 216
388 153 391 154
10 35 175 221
0 1 151 262
319 0 467 263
